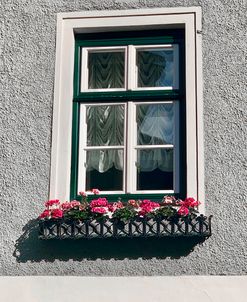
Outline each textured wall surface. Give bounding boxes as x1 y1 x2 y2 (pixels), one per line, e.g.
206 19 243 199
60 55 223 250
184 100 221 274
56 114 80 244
0 0 246 276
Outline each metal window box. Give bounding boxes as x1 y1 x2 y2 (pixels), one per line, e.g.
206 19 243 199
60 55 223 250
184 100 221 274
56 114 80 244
39 215 212 239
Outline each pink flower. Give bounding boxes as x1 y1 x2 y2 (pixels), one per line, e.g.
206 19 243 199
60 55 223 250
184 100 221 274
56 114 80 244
177 206 189 216
45 199 60 208
108 201 124 212
90 198 108 208
51 209 63 219
162 196 176 204
128 200 139 208
91 207 107 214
79 191 87 197
91 188 100 195
61 201 81 211
61 202 72 210
70 200 81 207
39 209 50 219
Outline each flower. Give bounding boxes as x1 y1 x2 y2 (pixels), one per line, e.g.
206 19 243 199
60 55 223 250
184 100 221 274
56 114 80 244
45 199 60 208
139 200 160 216
177 206 189 216
91 207 107 214
79 191 87 197
162 196 176 204
108 201 124 212
90 198 108 208
39 209 50 219
179 197 200 208
61 200 81 211
51 209 63 218
91 188 100 195
127 200 140 208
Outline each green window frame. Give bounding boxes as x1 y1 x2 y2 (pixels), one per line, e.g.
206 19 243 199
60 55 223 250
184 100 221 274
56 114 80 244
70 29 186 202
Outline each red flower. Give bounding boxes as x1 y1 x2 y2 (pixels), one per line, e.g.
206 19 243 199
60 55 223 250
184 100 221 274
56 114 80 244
179 197 201 208
39 209 50 219
90 198 108 208
51 209 63 219
91 188 100 195
139 200 160 216
178 206 189 216
45 199 60 208
91 207 107 214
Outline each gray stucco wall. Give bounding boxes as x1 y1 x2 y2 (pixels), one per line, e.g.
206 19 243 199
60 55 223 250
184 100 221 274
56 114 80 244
0 0 246 276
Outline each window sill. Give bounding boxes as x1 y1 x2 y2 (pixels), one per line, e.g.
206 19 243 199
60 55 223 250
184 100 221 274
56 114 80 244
39 215 212 240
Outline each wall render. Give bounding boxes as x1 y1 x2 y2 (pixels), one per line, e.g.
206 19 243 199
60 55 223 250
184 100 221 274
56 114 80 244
0 0 246 276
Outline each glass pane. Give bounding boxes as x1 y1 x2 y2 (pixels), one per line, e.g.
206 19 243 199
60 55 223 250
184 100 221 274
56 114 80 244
86 105 125 146
88 51 125 89
137 48 175 88
136 149 173 190
137 103 174 145
86 149 123 191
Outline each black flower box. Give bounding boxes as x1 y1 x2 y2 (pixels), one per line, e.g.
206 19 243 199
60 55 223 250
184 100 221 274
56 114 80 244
39 215 212 239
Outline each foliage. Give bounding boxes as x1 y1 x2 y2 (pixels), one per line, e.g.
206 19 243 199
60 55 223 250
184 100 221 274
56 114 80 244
39 189 202 223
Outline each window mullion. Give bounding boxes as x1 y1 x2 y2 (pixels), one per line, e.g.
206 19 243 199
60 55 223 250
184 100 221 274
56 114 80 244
126 101 135 193
127 45 135 91
78 104 87 193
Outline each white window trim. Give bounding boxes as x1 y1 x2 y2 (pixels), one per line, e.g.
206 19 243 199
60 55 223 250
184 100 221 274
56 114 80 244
50 7 204 213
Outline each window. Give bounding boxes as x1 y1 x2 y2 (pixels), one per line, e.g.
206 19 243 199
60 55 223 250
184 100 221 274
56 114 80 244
74 33 183 200
50 8 204 210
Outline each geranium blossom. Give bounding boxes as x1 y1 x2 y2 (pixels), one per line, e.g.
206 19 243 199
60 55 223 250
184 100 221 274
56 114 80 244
78 191 87 197
108 201 124 212
127 200 139 208
162 196 176 204
39 209 50 219
91 207 107 214
139 200 160 216
91 188 100 195
90 198 108 208
45 199 60 208
179 197 200 208
177 206 189 216
51 209 63 218
61 201 81 211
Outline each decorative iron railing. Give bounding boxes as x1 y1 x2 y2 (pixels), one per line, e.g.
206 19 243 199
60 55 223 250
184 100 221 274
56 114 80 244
39 215 212 239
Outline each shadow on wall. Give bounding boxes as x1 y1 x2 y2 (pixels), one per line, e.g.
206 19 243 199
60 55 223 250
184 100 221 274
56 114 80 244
13 219 206 263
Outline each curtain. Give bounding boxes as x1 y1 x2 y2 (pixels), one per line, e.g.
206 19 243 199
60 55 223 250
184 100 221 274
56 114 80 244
137 50 174 87
88 51 125 89
85 104 174 173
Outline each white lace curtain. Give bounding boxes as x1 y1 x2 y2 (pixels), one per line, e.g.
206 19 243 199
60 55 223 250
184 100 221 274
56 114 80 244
86 104 174 173
88 52 125 89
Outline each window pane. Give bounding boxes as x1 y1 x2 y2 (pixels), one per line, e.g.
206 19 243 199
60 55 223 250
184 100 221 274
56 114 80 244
88 51 125 89
137 49 175 88
136 149 173 190
137 103 174 145
86 105 125 146
86 149 123 191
